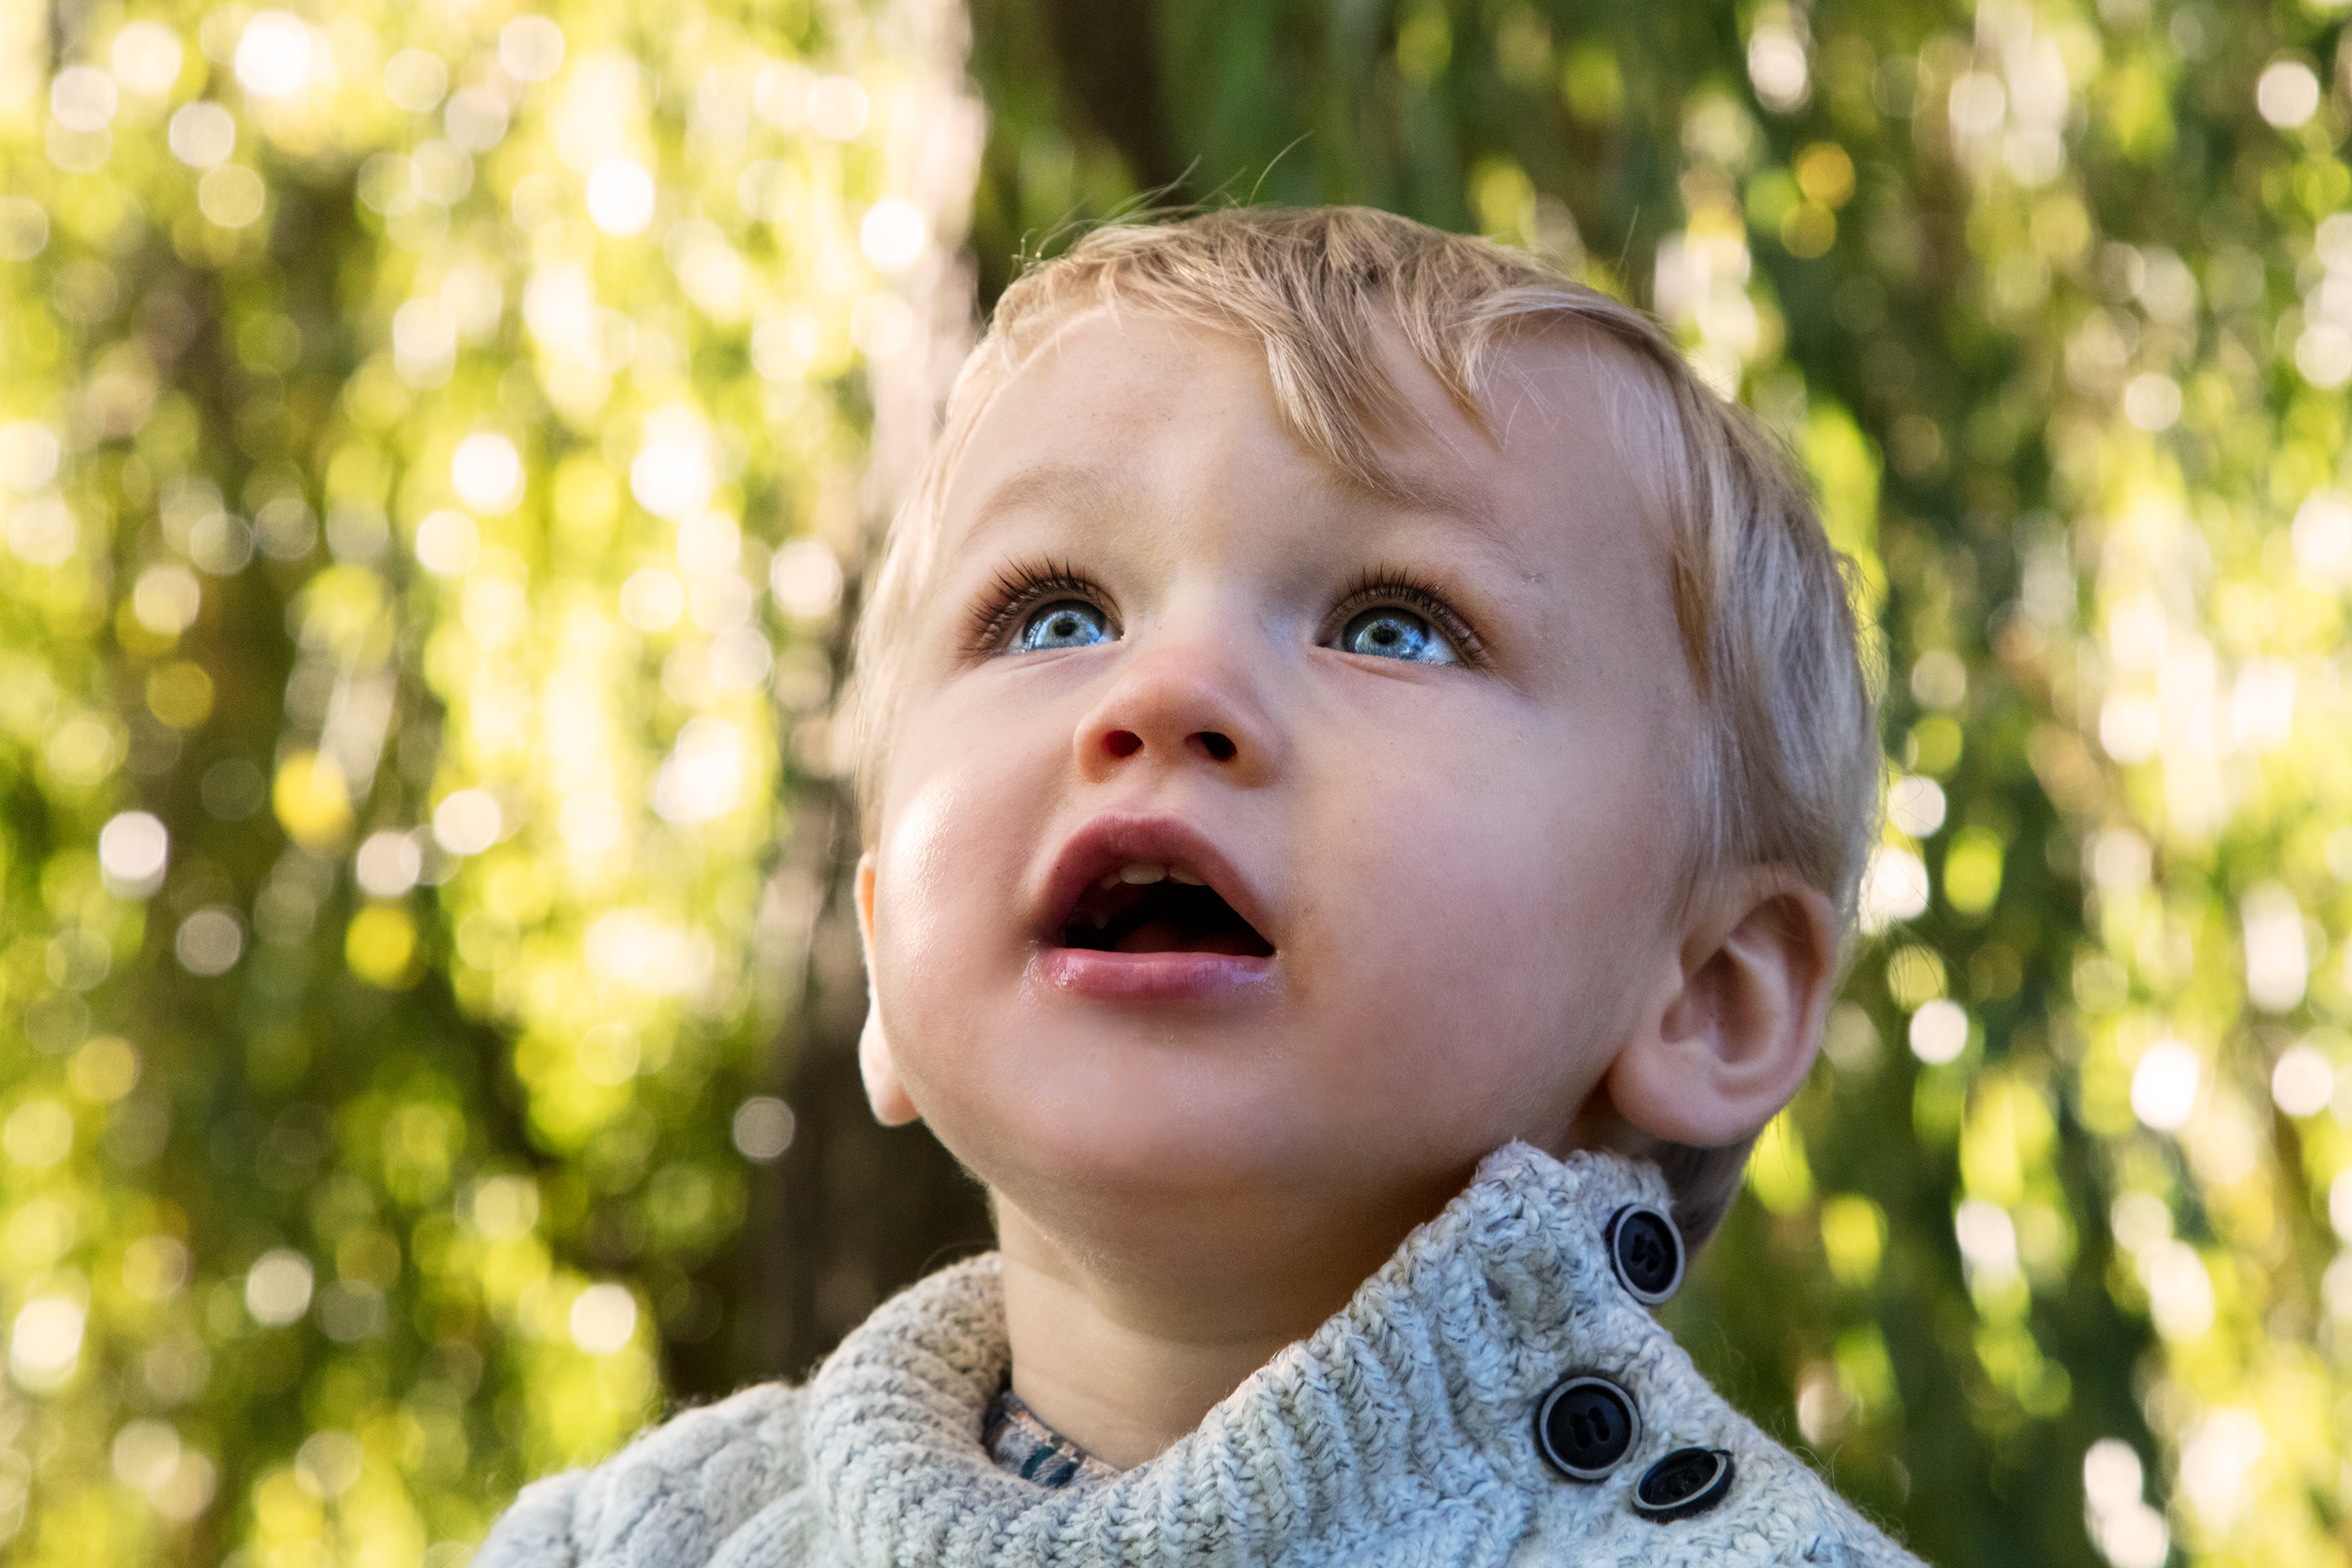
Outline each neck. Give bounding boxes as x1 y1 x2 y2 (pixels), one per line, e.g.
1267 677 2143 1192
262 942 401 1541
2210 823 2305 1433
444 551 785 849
994 1195 1422 1470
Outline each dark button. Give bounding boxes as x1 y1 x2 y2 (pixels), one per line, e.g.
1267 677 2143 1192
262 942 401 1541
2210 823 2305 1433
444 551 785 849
1535 1374 1641 1480
1606 1204 1685 1304
1631 1447 1734 1522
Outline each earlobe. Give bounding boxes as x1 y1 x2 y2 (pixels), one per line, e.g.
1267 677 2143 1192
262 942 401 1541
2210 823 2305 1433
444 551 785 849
854 852 922 1128
1606 871 1837 1149
859 1010 921 1127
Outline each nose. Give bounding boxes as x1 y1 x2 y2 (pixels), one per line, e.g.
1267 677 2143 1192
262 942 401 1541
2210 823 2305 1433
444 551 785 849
1074 636 1279 786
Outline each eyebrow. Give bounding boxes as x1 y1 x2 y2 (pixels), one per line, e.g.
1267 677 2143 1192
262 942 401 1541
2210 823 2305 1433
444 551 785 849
1345 465 1486 534
957 461 1130 547
1310 454 1505 545
955 451 1507 556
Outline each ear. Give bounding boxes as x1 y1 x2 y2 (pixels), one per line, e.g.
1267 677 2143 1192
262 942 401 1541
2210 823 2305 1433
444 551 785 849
853 851 921 1128
1605 869 1838 1149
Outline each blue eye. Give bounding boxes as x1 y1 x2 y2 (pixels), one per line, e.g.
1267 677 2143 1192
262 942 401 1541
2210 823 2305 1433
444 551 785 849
1337 606 1458 665
1017 600 1113 652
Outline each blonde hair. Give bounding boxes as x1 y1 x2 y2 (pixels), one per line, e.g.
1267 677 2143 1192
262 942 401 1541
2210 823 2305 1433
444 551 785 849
849 206 1879 1243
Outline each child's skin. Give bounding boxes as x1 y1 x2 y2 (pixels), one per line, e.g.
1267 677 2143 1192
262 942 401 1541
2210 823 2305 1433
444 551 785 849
854 310 1838 1469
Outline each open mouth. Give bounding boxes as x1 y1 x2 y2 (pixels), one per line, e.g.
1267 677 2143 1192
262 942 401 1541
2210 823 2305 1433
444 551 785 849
1059 865 1275 957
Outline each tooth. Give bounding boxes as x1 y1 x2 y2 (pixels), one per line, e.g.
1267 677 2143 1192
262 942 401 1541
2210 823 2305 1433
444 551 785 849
1168 867 1204 886
1118 863 1167 885
1098 871 1123 890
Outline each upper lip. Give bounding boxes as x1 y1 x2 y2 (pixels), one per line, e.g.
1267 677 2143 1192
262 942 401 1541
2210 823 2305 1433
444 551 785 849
1035 813 1274 951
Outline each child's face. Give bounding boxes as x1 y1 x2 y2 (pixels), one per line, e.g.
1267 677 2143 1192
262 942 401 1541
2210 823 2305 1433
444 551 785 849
860 310 1702 1266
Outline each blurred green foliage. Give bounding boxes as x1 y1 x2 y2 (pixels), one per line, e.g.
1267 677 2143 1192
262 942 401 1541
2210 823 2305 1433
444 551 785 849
6 0 2352 1566
0 0 978 1562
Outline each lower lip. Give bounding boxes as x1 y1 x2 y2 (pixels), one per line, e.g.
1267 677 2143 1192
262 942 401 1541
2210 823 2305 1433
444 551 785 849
1034 947 1278 1001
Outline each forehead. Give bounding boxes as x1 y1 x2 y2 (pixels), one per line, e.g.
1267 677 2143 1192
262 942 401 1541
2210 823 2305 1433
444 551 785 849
936 306 1678 580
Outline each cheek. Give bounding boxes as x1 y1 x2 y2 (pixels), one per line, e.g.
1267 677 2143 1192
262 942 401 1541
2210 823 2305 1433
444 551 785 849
872 776 972 972
869 702 1055 1006
1301 708 1671 1023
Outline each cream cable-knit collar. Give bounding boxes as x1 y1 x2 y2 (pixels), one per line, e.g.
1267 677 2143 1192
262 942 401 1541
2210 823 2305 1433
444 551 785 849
480 1143 1921 1566
798 1143 1915 1565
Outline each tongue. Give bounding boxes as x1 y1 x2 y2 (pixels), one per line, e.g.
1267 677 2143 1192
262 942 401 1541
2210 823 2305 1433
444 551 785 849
1111 921 1268 956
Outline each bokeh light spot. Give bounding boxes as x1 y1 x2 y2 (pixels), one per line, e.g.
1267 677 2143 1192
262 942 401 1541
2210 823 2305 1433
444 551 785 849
272 751 352 847
1858 845 1928 932
771 539 844 619
500 16 567 83
49 67 120 133
1908 999 1969 1065
234 11 315 99
383 48 448 112
0 420 61 491
245 1249 314 1327
167 101 237 167
2131 1040 2201 1132
2256 59 2321 129
2269 1043 2334 1118
198 165 267 228
807 75 870 139
175 908 245 976
452 432 524 513
432 788 503 855
859 197 929 270
111 22 186 95
10 1296 86 1388
569 1284 637 1353
355 830 425 897
586 158 656 236
620 569 685 632
3 1101 74 1169
98 811 170 894
732 1097 796 1161
415 510 480 576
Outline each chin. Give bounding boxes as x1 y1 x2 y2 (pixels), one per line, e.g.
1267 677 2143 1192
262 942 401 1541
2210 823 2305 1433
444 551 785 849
978 1091 1297 1205
938 1076 1462 1266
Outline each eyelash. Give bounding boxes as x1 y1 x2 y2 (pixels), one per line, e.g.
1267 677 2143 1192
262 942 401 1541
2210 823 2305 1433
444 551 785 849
965 557 1110 655
964 558 1487 665
1329 568 1489 667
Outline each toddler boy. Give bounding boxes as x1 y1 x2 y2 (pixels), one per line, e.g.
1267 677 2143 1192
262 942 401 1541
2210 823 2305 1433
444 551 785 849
481 206 1921 1565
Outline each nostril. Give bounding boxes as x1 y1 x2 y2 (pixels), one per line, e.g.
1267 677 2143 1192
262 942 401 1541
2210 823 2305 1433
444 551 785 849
1198 732 1237 761
1104 730 1144 759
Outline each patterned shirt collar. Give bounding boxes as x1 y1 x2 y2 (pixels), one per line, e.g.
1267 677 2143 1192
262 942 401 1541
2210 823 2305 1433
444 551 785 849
980 1383 1120 1489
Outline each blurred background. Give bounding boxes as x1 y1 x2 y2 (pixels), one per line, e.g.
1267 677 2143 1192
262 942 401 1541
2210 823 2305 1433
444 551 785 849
2 0 2350 1562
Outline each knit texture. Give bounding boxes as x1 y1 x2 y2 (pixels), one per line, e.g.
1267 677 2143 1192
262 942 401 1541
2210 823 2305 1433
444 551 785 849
477 1144 1926 1566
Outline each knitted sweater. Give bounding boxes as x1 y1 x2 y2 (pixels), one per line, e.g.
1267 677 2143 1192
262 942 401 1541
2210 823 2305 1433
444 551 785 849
477 1144 1924 1566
